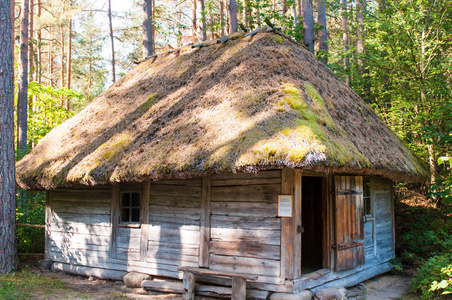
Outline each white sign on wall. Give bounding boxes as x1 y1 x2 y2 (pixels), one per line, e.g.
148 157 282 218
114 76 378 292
278 195 293 217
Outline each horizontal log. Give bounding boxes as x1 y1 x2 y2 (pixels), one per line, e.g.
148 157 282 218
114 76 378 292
147 241 199 256
211 202 277 217
52 202 110 215
148 226 200 245
211 177 281 187
150 195 201 208
211 215 280 230
52 262 126 281
51 212 110 225
146 249 199 264
149 206 200 219
149 215 200 226
142 279 184 293
17 223 44 228
50 222 111 235
209 255 280 277
51 190 111 203
49 232 110 246
211 227 280 245
151 179 201 186
212 171 280 180
150 185 201 197
178 266 257 280
118 227 141 238
211 184 280 202
49 243 109 252
210 241 280 260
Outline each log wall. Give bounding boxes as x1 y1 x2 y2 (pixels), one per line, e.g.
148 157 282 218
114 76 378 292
209 171 283 285
46 173 395 294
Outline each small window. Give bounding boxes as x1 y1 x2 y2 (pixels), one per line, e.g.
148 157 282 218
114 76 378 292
121 192 141 223
363 178 372 216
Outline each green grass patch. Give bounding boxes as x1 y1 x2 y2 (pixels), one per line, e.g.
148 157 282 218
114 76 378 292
0 268 65 300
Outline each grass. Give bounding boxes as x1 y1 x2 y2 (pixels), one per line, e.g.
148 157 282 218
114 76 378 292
0 267 65 300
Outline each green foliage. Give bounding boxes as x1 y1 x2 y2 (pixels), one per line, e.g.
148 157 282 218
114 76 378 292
72 9 108 102
411 252 452 299
28 82 82 146
16 191 46 253
0 267 65 300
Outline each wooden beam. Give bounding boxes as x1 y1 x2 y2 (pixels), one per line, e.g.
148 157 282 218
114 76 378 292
232 277 246 300
178 266 257 280
293 169 302 278
141 180 151 261
182 271 196 300
109 185 119 259
199 175 211 267
322 176 330 268
44 191 52 259
281 168 296 279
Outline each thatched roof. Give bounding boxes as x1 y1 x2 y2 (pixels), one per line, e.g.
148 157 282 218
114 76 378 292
16 31 428 190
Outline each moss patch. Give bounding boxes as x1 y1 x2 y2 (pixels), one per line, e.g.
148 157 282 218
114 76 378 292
99 131 132 161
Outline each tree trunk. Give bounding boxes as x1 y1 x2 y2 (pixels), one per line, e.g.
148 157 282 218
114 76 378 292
37 0 41 83
317 0 327 63
200 0 207 40
242 0 247 26
17 0 30 157
220 1 225 37
341 0 350 85
108 0 116 82
356 0 365 68
67 0 72 92
228 0 237 33
210 12 214 39
142 0 153 58
192 0 197 42
0 0 19 274
60 24 65 89
256 0 261 27
302 0 314 53
48 25 53 86
297 0 301 25
29 0 34 80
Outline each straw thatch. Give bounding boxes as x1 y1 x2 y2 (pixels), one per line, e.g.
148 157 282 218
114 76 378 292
16 31 428 190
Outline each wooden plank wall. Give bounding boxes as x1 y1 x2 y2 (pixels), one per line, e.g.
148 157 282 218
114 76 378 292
209 170 282 285
146 179 202 276
47 187 112 264
373 177 395 261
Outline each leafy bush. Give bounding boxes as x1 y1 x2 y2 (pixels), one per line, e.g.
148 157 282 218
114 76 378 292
411 252 452 299
16 191 46 254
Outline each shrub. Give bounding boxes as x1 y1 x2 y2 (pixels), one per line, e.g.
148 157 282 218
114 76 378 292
411 251 452 299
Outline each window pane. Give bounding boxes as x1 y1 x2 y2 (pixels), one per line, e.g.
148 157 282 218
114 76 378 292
121 208 130 222
122 193 130 207
364 180 371 198
131 208 140 222
132 193 140 207
365 198 371 215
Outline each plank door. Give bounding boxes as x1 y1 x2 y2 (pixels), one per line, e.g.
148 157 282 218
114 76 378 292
334 176 365 272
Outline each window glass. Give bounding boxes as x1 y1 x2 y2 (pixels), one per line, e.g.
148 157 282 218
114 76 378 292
122 193 130 207
120 192 141 223
363 178 372 216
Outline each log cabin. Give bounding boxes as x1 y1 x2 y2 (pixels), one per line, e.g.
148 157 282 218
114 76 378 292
16 29 427 298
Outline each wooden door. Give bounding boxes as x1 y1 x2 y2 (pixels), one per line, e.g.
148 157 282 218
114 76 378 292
334 176 365 272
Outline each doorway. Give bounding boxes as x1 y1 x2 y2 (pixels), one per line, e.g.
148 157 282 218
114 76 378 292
301 176 324 274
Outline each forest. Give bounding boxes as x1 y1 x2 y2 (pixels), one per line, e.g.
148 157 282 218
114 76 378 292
0 0 451 298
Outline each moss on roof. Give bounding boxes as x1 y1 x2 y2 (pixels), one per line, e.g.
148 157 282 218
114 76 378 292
16 31 428 189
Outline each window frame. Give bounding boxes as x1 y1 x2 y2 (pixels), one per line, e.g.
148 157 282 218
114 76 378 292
363 177 375 220
119 190 142 227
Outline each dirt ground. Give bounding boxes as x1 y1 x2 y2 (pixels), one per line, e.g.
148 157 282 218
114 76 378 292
20 255 420 300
